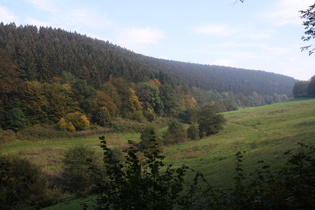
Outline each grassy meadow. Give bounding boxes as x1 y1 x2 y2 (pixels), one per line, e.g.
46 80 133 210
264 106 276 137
1 98 315 208
163 98 315 187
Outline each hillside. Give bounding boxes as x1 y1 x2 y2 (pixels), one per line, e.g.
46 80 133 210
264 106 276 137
0 23 296 96
0 23 298 132
165 98 315 186
2 98 314 177
1 98 315 209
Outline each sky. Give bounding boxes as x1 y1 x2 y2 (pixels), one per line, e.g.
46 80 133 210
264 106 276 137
0 0 314 81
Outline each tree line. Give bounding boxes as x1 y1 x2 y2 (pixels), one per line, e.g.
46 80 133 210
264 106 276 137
0 23 294 133
293 75 315 98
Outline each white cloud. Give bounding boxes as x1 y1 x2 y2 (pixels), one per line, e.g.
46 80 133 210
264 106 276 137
194 24 237 37
0 7 18 23
118 27 166 45
121 27 165 44
26 0 58 12
115 27 166 54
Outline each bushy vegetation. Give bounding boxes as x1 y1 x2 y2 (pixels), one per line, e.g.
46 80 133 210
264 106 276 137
91 136 208 209
187 122 199 140
1 99 315 209
0 154 62 209
137 125 163 152
1 96 314 209
2 135 315 209
87 136 315 209
197 104 226 137
293 74 315 98
61 145 100 196
163 119 187 145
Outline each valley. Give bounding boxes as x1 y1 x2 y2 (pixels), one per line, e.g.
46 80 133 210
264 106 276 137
2 98 315 209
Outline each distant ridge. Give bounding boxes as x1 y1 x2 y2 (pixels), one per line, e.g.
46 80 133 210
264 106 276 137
0 23 296 97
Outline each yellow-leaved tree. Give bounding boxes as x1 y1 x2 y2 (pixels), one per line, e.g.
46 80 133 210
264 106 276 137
57 112 90 131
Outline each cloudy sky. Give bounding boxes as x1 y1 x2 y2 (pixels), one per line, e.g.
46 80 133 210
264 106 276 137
1 0 314 80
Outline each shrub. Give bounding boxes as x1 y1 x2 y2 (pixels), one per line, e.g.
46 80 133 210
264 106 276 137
163 119 187 145
67 122 76 132
61 145 101 196
87 137 315 209
92 108 111 126
187 122 199 140
64 112 90 131
110 118 146 133
0 129 17 143
0 154 57 209
138 125 163 152
57 118 68 131
91 136 212 209
197 104 226 137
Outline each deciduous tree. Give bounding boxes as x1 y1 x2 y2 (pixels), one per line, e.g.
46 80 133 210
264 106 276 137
197 104 226 137
163 119 187 145
65 112 90 131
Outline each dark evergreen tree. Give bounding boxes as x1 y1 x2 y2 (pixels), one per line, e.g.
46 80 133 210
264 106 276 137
72 79 97 114
4 108 25 131
16 48 37 81
307 75 315 97
293 81 309 98
138 126 163 152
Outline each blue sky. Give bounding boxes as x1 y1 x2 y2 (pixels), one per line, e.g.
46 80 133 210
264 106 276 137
0 0 314 80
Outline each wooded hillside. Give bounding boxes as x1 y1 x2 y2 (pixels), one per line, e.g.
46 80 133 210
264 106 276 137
0 23 296 94
0 23 297 131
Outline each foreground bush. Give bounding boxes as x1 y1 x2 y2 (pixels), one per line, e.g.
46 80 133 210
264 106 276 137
61 145 101 196
89 137 315 209
0 154 60 209
90 136 214 209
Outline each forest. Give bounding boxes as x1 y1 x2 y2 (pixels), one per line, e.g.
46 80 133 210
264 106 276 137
0 23 297 133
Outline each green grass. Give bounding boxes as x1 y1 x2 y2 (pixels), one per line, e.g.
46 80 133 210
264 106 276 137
163 98 315 186
0 133 140 173
1 98 315 208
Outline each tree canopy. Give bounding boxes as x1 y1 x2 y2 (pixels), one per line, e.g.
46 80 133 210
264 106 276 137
0 23 296 131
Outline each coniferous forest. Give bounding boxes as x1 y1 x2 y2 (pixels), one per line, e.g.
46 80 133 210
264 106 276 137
0 23 296 132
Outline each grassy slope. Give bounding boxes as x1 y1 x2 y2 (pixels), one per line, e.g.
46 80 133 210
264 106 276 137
1 98 315 175
0 133 140 173
1 98 315 208
163 98 315 187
